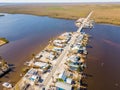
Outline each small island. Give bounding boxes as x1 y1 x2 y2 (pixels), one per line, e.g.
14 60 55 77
0 38 9 46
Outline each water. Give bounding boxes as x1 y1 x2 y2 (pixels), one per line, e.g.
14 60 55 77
0 14 76 65
85 24 120 90
0 14 120 90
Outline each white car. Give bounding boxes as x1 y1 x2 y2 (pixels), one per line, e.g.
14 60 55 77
2 82 12 88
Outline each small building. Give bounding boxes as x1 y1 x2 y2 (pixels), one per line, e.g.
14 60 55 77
58 71 67 81
34 62 49 69
38 50 56 61
53 43 65 48
53 47 63 54
56 82 73 90
29 75 39 85
67 55 80 63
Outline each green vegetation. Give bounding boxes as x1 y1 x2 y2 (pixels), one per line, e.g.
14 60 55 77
0 56 8 67
0 38 9 43
0 4 120 25
57 78 64 82
22 67 29 74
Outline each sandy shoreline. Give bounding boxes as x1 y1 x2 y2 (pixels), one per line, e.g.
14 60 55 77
0 42 48 89
0 33 61 89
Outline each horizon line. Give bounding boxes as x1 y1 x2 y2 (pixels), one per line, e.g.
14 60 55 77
0 1 120 3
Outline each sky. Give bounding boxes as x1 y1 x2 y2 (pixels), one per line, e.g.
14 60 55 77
0 0 119 3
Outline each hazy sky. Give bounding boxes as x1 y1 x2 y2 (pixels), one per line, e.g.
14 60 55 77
0 0 119 3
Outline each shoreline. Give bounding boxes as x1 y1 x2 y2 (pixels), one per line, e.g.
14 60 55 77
0 33 62 89
1 12 120 27
13 31 89 89
0 38 9 46
0 4 120 26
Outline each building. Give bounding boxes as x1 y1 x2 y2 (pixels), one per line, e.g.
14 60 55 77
56 82 73 90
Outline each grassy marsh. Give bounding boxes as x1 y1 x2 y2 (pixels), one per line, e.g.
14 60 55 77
0 4 120 25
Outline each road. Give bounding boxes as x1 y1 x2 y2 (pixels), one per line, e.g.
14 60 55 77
77 11 93 32
42 11 93 89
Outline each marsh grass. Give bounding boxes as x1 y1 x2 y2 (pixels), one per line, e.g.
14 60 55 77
0 4 120 25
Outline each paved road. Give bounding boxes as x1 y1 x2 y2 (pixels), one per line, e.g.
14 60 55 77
43 34 76 86
42 11 93 89
77 11 93 32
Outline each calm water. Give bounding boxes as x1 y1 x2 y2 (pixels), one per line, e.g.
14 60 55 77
0 14 120 90
85 24 120 90
0 14 76 65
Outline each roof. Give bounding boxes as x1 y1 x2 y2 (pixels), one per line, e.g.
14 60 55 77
56 82 72 90
29 75 39 82
58 71 66 81
66 78 72 84
68 55 79 62
34 62 48 68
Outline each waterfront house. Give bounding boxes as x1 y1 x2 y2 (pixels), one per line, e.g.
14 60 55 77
67 55 80 63
58 70 73 84
53 42 65 48
37 50 56 62
25 68 40 85
53 47 63 54
29 74 39 85
34 62 49 69
33 61 50 73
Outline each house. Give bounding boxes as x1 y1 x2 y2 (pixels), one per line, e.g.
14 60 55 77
38 50 56 61
29 75 39 85
67 55 80 63
53 47 63 54
34 62 49 69
71 44 81 51
56 82 73 90
58 71 73 84
25 69 41 85
58 71 67 81
53 40 62 44
53 43 65 48
68 62 80 71
66 78 72 84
